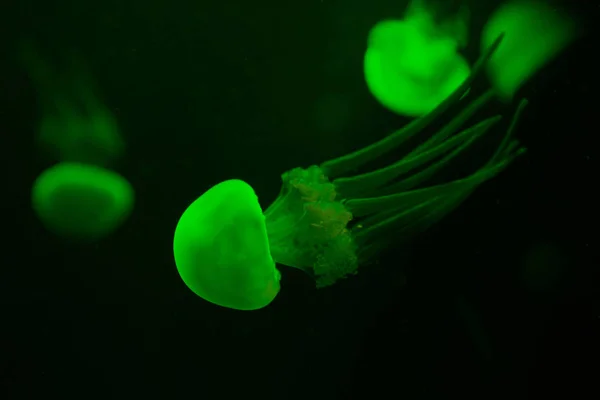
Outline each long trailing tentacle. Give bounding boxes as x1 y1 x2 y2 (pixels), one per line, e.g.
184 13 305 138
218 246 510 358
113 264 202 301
333 90 499 198
347 152 515 218
351 98 529 255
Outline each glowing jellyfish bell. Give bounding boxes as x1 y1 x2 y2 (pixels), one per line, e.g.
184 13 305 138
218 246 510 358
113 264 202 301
364 0 471 117
32 162 134 241
173 180 281 311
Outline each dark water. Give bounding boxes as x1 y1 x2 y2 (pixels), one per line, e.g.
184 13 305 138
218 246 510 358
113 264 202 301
1 0 597 399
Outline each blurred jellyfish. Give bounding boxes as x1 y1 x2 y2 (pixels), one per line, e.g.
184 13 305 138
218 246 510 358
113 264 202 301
481 0 578 101
20 43 134 241
32 163 134 241
364 0 471 117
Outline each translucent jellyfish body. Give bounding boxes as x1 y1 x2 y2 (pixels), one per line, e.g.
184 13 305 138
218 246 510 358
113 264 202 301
173 180 281 310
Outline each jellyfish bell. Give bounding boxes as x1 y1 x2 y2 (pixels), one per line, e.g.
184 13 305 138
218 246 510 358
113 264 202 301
32 162 134 241
364 0 472 117
173 179 281 311
404 0 470 48
364 19 471 117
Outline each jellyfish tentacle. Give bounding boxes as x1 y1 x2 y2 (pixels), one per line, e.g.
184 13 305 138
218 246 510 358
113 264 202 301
406 90 496 157
378 99 525 196
346 150 518 218
320 34 505 179
352 161 508 245
333 90 499 198
388 99 527 235
348 104 527 219
334 115 500 199
349 97 528 250
488 98 529 164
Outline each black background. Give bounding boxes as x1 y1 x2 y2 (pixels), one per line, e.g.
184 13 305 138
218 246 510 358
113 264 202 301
1 0 597 399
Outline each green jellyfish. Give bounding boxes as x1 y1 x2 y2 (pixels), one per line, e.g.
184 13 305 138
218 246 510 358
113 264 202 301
481 0 577 101
174 0 576 310
174 180 280 311
365 0 471 117
174 35 526 310
263 34 529 288
21 44 134 240
32 163 134 241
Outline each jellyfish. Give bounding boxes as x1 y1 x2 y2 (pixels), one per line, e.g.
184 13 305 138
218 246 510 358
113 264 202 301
481 0 578 101
404 0 470 48
32 163 134 241
173 180 281 311
21 43 134 240
173 31 532 310
264 35 529 288
365 0 471 117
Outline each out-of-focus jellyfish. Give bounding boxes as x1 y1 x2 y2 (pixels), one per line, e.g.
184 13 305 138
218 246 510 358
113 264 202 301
21 43 134 241
364 0 471 117
32 163 134 241
174 32 532 310
481 0 577 101
404 0 470 48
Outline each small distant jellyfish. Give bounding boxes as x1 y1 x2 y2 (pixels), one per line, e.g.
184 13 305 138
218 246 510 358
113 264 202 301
32 163 134 241
20 43 134 241
364 0 471 117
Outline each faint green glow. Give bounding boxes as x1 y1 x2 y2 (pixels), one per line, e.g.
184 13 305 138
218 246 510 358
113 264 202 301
22 44 134 241
18 41 124 165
